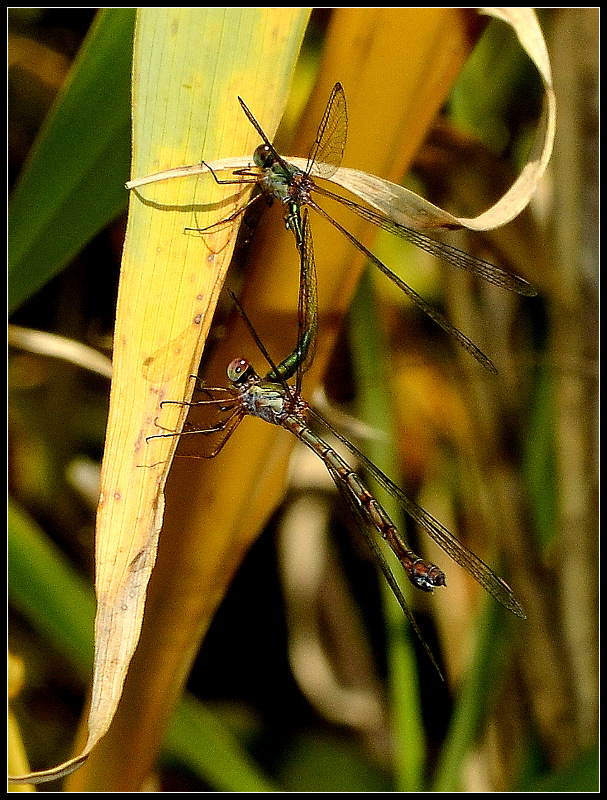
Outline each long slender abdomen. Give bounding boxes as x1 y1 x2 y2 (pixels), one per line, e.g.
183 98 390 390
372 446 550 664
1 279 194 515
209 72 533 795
287 415 446 592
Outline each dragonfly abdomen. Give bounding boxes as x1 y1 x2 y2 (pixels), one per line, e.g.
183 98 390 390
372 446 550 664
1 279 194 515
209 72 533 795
287 415 446 593
350 480 447 593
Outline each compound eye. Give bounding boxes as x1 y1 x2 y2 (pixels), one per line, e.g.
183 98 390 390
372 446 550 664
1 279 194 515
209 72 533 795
227 358 251 384
253 144 275 169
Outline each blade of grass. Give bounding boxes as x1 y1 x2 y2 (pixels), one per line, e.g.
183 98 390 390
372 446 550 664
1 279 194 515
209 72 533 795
431 595 518 790
348 268 426 791
8 8 135 313
164 695 279 792
8 499 95 678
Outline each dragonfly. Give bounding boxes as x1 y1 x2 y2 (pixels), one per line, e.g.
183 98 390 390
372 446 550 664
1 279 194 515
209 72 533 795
193 82 538 375
150 208 525 672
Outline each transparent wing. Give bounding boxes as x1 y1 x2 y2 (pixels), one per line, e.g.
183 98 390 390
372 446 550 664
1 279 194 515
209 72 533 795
305 82 348 181
309 200 499 374
313 183 537 296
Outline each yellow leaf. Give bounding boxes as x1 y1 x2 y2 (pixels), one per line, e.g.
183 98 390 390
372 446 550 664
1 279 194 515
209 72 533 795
9 8 310 787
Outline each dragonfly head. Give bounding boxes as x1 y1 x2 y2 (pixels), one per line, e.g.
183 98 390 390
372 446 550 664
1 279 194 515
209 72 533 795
253 144 276 170
227 357 257 386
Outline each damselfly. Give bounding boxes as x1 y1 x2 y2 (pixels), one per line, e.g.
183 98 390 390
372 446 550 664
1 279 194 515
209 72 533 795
193 83 537 374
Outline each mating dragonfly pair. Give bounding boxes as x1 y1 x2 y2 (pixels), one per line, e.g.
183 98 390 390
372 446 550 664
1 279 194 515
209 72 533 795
150 83 528 669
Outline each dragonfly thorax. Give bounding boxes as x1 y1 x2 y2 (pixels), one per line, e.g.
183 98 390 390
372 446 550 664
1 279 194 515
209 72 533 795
288 170 313 204
253 142 302 206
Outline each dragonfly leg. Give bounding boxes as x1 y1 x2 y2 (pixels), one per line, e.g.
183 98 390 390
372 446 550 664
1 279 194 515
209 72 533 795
203 160 259 186
185 191 264 236
147 418 230 440
147 406 243 458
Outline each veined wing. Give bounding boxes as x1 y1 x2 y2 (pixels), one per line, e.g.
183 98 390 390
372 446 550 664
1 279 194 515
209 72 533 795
313 183 537 296
305 82 348 181
309 200 499 374
308 407 526 619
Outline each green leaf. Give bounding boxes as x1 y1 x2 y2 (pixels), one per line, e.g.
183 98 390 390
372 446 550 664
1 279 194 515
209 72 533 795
164 696 280 792
8 8 136 312
8 499 95 677
348 269 426 791
8 496 279 790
